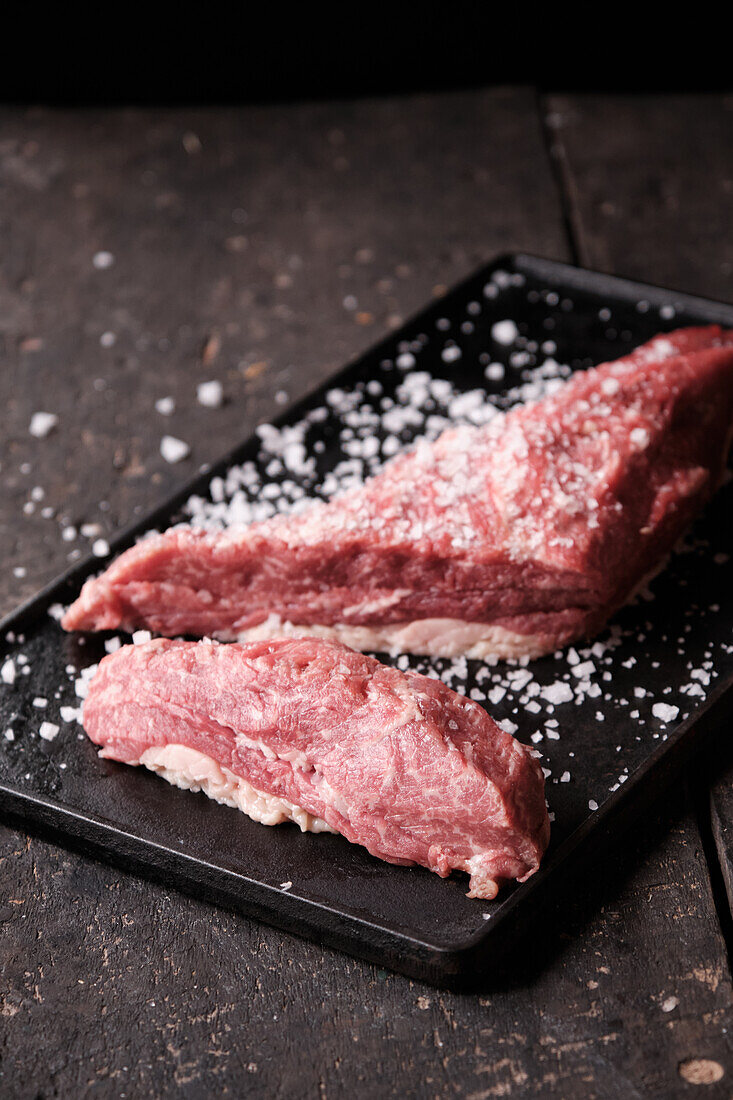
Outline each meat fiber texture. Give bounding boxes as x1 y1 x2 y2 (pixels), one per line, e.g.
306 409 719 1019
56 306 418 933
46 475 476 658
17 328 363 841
64 326 733 659
82 637 550 898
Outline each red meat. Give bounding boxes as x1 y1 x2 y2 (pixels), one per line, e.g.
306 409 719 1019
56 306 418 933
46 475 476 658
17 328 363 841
64 327 733 658
82 637 550 898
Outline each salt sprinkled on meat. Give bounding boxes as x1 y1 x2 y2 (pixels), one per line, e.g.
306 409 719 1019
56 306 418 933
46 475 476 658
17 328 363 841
80 638 549 899
74 664 99 699
630 427 650 449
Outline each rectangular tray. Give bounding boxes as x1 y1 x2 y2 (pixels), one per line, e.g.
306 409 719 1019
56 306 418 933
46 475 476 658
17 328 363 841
2 253 732 988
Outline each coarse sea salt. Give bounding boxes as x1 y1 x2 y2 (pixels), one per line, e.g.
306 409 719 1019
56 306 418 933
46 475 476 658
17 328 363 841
540 682 574 705
29 412 58 438
39 722 60 742
160 435 190 464
491 320 518 346
197 380 224 408
485 362 505 381
652 703 680 724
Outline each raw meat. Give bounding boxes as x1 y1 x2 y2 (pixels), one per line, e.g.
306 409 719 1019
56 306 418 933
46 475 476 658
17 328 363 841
82 637 550 898
63 326 733 658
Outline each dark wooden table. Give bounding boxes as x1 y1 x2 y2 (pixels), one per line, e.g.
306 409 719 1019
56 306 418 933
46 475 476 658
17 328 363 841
1 91 733 1098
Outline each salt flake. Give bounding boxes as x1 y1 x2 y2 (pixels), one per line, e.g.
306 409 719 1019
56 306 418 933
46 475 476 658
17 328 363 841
29 412 58 438
160 436 190 464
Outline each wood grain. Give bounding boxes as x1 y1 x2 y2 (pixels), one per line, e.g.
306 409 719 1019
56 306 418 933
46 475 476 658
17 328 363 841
1 790 730 1099
1 90 732 1097
544 93 733 298
546 91 733 947
0 91 564 618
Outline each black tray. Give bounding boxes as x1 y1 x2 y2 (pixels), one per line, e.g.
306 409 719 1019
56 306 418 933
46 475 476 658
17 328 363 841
2 253 732 988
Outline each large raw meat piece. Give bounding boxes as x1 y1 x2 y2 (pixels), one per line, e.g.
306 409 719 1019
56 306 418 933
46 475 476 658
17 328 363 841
64 326 733 658
82 637 550 899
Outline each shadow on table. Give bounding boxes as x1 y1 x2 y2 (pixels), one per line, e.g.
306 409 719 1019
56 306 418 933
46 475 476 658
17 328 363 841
460 735 733 997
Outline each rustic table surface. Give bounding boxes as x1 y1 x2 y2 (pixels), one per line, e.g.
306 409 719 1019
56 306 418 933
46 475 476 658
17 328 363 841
1 90 732 1099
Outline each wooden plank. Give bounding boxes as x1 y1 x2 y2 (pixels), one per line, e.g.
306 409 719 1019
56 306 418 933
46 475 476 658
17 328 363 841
543 93 733 298
0 90 565 618
1 91 732 1096
546 91 733 940
545 87 733 1092
1 790 730 1098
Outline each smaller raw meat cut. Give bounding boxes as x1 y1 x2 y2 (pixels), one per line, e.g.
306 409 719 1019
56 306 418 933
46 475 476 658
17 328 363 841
82 637 550 898
63 326 733 658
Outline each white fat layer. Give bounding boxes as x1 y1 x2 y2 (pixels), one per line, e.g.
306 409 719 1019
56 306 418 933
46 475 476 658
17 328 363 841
138 744 335 833
229 613 553 660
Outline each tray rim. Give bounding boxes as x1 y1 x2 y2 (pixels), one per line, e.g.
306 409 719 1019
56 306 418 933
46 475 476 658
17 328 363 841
2 250 732 986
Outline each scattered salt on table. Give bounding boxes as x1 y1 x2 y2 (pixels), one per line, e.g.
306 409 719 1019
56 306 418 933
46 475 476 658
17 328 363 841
197 381 224 408
29 412 58 438
160 435 190 463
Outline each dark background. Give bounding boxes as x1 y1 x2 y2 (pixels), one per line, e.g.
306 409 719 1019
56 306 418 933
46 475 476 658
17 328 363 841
2 8 727 104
